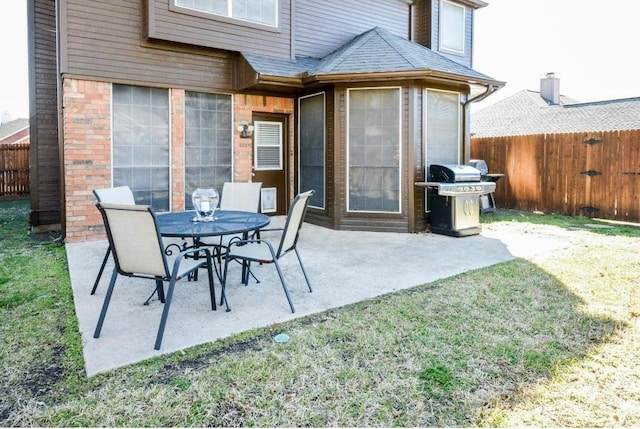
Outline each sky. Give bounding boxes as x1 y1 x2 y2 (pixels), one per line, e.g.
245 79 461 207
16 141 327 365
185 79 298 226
472 0 640 110
0 0 28 120
1 0 640 120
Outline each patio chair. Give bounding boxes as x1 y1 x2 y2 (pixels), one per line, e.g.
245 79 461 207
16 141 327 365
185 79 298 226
199 182 262 284
93 202 217 350
220 190 315 313
91 186 136 295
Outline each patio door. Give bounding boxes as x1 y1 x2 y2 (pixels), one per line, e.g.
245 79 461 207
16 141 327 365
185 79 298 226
252 113 288 215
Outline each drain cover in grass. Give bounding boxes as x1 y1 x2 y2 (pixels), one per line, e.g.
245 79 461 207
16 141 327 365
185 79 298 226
274 333 290 343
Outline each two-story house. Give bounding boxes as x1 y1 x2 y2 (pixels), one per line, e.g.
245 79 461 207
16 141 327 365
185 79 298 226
28 0 503 242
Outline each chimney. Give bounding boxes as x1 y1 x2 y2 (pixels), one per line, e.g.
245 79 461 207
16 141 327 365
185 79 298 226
540 72 560 105
1 111 11 125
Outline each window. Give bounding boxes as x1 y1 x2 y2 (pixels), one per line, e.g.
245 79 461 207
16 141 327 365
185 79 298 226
440 0 465 54
347 88 401 213
425 89 461 174
298 93 325 209
254 121 283 170
184 92 233 210
112 85 170 211
175 0 278 27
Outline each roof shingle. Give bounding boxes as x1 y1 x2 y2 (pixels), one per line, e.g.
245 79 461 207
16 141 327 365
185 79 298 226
471 91 640 137
242 27 500 85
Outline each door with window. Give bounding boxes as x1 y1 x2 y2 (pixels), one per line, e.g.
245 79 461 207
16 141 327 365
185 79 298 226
252 114 288 215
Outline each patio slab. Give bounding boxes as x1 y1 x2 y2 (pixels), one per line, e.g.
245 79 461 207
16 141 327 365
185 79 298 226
66 218 555 376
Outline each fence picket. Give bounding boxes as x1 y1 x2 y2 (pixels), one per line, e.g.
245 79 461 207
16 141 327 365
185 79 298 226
0 143 30 197
471 130 640 222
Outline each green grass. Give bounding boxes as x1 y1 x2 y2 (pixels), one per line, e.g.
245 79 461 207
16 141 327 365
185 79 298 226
1 199 639 426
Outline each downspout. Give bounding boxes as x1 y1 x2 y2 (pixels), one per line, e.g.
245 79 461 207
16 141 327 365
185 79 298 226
56 0 66 242
461 83 499 163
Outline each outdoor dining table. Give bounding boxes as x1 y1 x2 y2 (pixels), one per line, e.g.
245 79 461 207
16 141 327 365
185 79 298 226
156 210 270 243
156 209 271 297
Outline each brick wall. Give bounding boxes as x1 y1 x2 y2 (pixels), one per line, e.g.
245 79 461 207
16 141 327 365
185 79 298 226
233 94 295 195
63 78 112 242
62 79 296 242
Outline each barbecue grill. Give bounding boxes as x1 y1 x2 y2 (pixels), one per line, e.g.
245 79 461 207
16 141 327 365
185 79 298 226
469 159 505 213
415 164 496 237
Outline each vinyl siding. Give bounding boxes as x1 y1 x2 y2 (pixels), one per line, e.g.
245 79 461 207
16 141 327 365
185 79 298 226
148 0 292 59
62 0 234 92
29 0 61 227
295 0 410 59
430 0 473 68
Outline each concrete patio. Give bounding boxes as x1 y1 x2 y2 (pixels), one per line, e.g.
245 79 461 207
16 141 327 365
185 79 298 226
66 218 561 376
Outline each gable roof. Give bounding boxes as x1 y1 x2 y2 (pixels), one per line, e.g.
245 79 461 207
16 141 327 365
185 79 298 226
471 90 640 137
239 27 503 91
0 118 29 140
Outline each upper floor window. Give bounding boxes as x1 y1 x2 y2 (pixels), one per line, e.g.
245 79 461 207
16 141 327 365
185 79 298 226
440 0 465 54
175 0 278 27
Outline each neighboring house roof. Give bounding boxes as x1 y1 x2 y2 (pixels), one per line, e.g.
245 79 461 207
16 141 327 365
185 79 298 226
240 27 503 90
0 118 29 140
472 90 640 137
0 118 30 144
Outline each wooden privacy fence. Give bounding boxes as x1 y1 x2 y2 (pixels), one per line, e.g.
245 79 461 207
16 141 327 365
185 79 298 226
0 143 30 198
471 130 640 222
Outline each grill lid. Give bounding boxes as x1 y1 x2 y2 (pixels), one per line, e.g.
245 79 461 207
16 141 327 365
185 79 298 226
429 164 481 183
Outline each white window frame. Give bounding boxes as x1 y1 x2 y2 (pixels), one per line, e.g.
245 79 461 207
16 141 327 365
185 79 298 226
111 84 172 212
346 87 402 214
440 0 465 55
423 88 462 212
253 120 283 171
183 91 234 210
174 0 278 28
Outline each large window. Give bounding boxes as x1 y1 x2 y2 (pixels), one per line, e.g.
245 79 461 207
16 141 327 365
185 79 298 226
347 88 401 213
298 93 325 209
175 0 277 27
184 92 233 210
425 89 461 174
440 0 465 54
112 85 170 211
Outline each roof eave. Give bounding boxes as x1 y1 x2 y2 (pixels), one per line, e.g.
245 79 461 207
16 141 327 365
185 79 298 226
304 70 505 87
255 74 305 88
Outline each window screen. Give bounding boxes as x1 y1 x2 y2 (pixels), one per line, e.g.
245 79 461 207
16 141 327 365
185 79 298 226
348 88 401 213
425 89 460 174
184 92 233 210
298 93 325 209
440 0 465 53
112 84 170 211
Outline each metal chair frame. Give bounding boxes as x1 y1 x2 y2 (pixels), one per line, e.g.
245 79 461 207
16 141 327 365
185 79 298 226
93 202 218 350
91 186 136 295
221 190 315 313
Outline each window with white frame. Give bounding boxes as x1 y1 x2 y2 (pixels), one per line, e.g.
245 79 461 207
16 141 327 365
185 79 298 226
440 0 465 54
112 84 170 211
347 88 401 213
184 92 233 210
175 0 278 27
298 92 325 209
425 89 461 172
